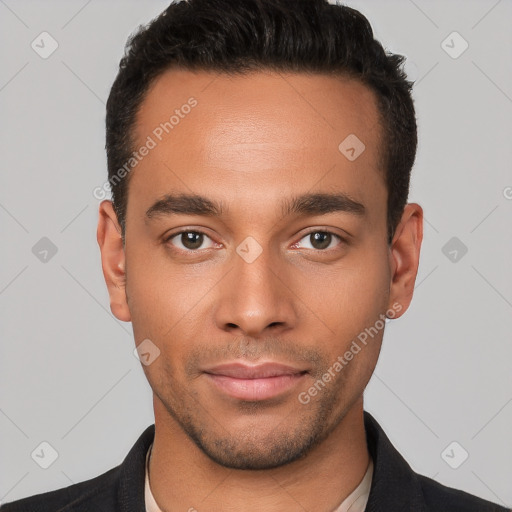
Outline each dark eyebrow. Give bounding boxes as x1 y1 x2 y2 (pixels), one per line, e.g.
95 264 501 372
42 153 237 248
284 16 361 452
145 192 365 221
281 192 366 218
145 194 225 219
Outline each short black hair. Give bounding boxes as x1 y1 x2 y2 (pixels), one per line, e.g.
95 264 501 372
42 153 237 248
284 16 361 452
106 0 417 245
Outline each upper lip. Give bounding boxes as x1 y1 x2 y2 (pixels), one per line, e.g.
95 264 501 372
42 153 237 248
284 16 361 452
203 362 307 379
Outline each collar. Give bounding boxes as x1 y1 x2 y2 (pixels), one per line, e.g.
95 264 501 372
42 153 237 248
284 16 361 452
363 411 428 512
144 444 373 512
116 411 428 511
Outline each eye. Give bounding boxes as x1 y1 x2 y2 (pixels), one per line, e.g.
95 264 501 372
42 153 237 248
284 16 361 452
165 230 216 252
293 230 345 251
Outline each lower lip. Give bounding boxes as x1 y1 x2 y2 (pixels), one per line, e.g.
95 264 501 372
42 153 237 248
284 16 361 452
205 373 306 401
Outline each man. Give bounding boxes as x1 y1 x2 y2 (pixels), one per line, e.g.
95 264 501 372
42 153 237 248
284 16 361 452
2 0 509 511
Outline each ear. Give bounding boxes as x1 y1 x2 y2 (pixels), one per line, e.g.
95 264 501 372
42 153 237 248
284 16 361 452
387 203 423 319
97 200 131 322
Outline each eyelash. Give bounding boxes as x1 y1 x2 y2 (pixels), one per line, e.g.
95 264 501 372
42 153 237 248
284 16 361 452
293 229 347 250
163 229 347 254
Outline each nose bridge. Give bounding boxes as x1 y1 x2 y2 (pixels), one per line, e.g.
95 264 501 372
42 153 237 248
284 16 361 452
214 236 296 335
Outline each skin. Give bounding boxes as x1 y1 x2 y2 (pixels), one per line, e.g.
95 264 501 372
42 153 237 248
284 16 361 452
97 69 423 511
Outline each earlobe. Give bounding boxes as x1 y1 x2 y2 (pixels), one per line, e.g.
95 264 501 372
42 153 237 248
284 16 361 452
97 200 131 322
387 203 423 319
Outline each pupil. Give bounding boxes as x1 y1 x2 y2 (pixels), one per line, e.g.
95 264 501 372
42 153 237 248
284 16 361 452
312 232 330 250
183 232 202 249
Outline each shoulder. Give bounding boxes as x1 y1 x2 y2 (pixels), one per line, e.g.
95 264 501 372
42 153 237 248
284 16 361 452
1 424 154 512
363 411 510 512
0 466 119 512
417 473 510 512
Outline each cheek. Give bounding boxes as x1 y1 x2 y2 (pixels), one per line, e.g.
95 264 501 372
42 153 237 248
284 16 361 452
125 248 222 367
305 251 390 336
125 239 182 316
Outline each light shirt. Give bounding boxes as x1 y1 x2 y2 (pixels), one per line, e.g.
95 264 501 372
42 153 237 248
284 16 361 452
145 443 373 512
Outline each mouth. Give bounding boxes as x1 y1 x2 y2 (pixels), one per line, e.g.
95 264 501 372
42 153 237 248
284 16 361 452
203 362 308 401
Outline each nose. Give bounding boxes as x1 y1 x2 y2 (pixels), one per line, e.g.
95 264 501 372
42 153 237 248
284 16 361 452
213 242 298 338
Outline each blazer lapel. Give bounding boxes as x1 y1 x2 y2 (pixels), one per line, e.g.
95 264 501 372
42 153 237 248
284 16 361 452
117 424 155 512
363 411 428 511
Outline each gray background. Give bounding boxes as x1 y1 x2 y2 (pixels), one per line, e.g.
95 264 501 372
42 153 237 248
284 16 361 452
1 0 511 507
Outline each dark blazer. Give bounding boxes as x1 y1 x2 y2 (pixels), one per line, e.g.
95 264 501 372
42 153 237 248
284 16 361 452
2 411 509 511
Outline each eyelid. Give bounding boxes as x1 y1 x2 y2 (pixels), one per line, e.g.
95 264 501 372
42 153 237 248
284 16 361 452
292 228 348 250
164 227 348 253
164 229 218 251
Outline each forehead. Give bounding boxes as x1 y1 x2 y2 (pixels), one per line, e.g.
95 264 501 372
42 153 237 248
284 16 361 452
128 68 386 224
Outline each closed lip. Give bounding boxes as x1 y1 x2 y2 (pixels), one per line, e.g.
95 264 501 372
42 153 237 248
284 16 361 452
202 361 308 401
203 362 308 379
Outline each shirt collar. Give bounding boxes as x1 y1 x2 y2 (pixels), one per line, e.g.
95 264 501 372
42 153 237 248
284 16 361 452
144 442 373 512
117 412 429 511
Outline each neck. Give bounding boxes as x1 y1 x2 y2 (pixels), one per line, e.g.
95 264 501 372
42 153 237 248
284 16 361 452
148 396 370 511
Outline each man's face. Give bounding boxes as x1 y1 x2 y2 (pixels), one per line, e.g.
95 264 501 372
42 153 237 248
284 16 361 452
116 69 396 469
